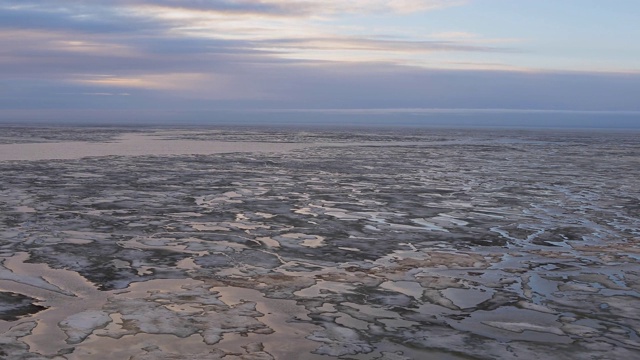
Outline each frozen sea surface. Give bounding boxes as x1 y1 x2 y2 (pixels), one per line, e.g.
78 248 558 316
0 126 639 359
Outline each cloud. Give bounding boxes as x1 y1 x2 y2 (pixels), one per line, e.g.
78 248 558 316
1 0 638 122
256 36 514 56
0 2 164 34
72 73 211 91
9 0 466 16
313 0 469 14
0 0 515 85
82 92 130 96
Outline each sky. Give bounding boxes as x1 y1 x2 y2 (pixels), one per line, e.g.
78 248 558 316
1 0 640 126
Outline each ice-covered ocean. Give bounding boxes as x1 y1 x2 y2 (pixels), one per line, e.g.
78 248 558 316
0 126 638 359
